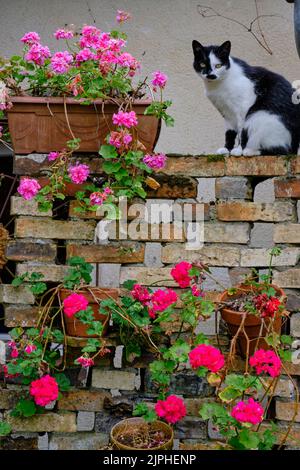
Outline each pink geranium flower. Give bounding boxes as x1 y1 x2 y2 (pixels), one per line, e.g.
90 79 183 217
25 43 51 65
148 289 178 318
80 25 101 49
76 356 94 368
17 177 41 200
68 163 90 184
25 344 37 354
63 292 89 318
20 31 40 45
54 29 74 40
249 349 282 378
191 285 204 297
151 70 168 89
76 47 95 63
231 398 264 425
30 375 59 407
116 10 131 24
189 344 225 372
109 130 132 149
112 110 138 129
50 51 73 74
131 284 152 305
48 151 60 161
143 153 167 170
155 395 186 424
171 261 193 288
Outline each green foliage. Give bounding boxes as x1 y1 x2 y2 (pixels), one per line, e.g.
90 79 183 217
63 256 93 289
54 373 71 392
133 403 157 422
0 421 12 436
12 272 47 295
144 101 174 126
11 399 37 418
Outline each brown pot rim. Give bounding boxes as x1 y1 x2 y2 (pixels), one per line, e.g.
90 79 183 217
110 417 174 451
9 96 153 106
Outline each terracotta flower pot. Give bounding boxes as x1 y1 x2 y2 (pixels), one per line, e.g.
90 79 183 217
59 287 118 338
219 284 286 358
7 96 161 154
110 417 174 450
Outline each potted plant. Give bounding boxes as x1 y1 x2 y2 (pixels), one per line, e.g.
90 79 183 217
101 259 298 450
1 10 174 217
218 248 288 357
0 11 173 154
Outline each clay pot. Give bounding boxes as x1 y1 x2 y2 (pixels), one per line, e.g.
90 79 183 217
220 284 286 358
59 287 118 338
7 96 161 154
110 417 174 450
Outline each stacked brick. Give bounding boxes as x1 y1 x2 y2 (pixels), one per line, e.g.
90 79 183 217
1 153 300 449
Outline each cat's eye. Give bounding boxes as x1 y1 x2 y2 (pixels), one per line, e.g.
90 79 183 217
215 64 222 69
200 62 206 68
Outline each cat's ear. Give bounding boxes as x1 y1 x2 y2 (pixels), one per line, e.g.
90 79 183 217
192 40 205 57
217 41 231 59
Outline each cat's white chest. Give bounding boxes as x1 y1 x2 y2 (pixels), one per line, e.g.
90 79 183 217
204 66 256 130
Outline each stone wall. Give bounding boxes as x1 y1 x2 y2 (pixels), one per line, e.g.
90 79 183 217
1 154 300 450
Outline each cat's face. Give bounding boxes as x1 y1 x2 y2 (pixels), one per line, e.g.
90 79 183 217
192 40 231 82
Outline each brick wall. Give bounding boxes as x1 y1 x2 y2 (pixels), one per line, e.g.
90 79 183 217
1 153 300 450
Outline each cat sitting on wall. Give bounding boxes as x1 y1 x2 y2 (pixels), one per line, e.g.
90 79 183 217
192 40 300 156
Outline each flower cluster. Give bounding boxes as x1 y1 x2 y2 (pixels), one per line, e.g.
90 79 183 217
89 187 113 206
249 349 281 377
112 110 138 128
143 153 167 170
63 292 89 318
68 163 90 184
155 395 186 424
76 356 95 368
17 178 41 200
253 294 281 318
130 284 177 319
30 375 59 406
231 397 264 425
189 344 225 372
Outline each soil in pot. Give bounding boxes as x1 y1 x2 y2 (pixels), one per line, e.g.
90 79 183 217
59 287 118 338
220 284 286 358
110 417 173 450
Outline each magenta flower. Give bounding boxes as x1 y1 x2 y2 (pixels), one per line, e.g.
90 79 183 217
116 10 131 24
171 261 193 288
148 288 178 318
76 48 95 63
117 52 140 75
152 70 168 89
249 349 282 378
25 43 51 65
90 192 104 206
50 51 73 74
109 130 132 149
30 375 59 407
17 177 41 200
68 163 90 184
76 356 94 368
63 292 89 318
143 153 167 170
189 344 225 372
80 25 101 49
20 31 40 45
231 398 264 425
48 151 60 161
25 344 37 354
155 395 186 424
191 285 204 297
131 284 152 306
54 29 74 40
112 110 138 129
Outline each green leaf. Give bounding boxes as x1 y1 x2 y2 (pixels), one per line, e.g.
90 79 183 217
0 421 12 436
133 403 157 422
102 161 122 174
196 366 208 377
281 335 293 345
219 386 242 403
54 373 71 392
11 399 36 418
238 429 260 450
122 279 137 291
125 342 141 362
99 144 118 159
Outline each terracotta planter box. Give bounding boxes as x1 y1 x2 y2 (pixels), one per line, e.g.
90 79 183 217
59 287 119 338
220 284 286 358
7 97 161 154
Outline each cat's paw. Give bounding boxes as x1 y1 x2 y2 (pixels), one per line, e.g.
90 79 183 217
215 147 229 155
242 148 261 156
230 146 243 157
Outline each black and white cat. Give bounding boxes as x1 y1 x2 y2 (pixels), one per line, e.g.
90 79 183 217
192 40 300 156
